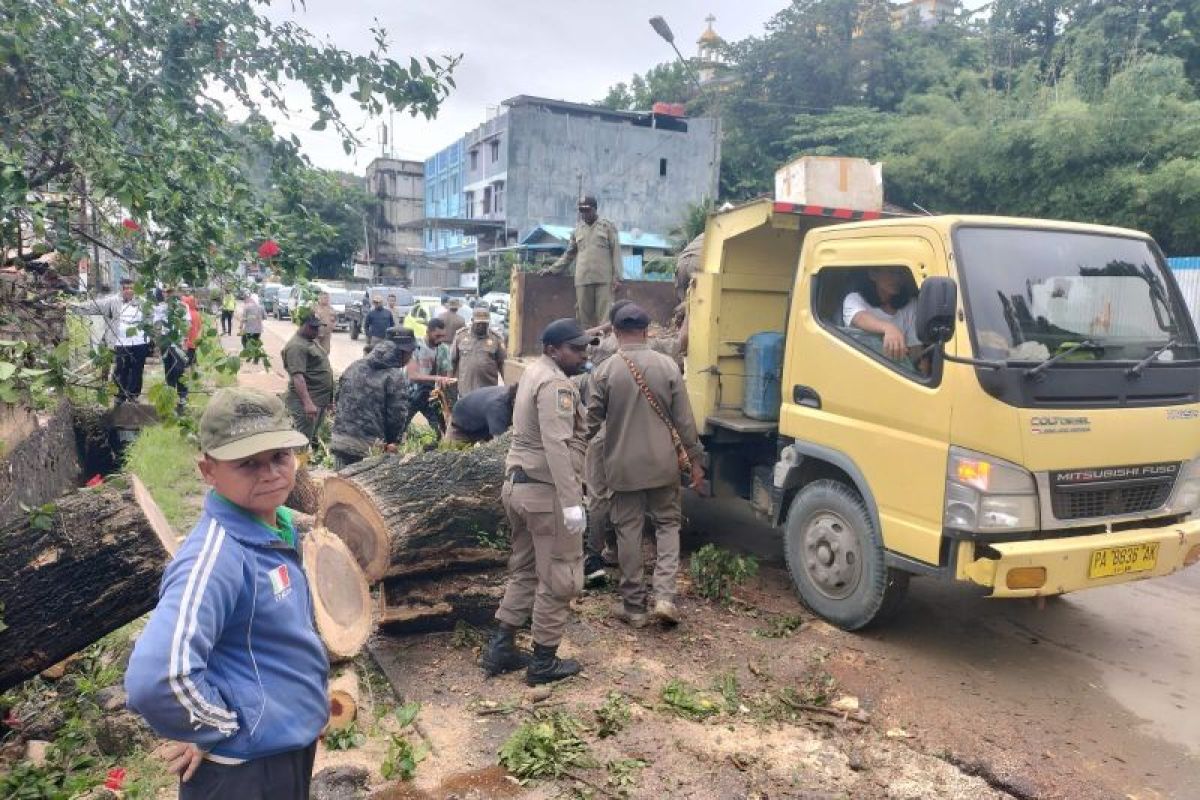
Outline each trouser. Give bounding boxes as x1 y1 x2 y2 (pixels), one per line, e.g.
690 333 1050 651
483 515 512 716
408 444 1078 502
332 450 363 470
163 346 189 404
610 484 682 609
179 741 317 800
584 428 615 557
113 343 148 401
575 283 613 329
240 332 261 349
496 480 583 647
285 395 326 446
220 310 233 335
406 385 445 437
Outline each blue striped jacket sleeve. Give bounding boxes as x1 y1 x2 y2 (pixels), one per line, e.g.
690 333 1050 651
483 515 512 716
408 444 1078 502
125 519 242 747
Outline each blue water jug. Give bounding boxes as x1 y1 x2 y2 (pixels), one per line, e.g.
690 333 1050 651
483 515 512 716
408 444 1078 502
743 331 785 421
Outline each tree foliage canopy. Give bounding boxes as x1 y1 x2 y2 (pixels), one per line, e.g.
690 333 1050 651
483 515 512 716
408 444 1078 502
605 0 1200 254
1 0 457 284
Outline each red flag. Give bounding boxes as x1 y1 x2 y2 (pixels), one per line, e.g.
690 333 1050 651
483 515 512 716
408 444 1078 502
257 239 281 258
121 219 140 231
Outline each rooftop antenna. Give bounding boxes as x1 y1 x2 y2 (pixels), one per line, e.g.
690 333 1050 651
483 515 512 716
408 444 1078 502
912 202 935 216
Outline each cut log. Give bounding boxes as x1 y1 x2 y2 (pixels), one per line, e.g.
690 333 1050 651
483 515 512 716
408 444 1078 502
377 570 506 635
286 466 324 516
326 670 360 732
317 436 510 583
0 475 176 692
301 526 373 662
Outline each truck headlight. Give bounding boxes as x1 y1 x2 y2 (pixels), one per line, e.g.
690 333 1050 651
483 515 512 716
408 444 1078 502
1169 457 1200 516
944 447 1039 533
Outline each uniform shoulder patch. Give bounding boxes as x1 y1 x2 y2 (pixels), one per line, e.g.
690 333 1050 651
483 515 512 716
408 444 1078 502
556 387 574 414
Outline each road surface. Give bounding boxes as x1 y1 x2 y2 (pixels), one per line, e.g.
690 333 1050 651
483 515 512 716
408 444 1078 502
225 317 366 395
685 495 1200 799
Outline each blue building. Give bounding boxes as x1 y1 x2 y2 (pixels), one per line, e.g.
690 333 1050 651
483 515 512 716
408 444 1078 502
423 139 475 262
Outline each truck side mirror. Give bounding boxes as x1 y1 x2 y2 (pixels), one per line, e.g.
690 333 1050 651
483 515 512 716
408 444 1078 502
915 276 957 345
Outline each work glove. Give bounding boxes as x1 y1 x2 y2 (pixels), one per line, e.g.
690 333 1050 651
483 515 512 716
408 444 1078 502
562 505 586 537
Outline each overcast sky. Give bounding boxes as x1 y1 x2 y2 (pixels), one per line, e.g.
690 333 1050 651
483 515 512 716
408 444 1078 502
265 0 789 173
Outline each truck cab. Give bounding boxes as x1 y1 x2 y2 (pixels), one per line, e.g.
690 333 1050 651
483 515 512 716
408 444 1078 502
688 199 1200 629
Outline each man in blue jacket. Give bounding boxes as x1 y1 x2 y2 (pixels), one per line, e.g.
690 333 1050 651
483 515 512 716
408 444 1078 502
125 387 328 799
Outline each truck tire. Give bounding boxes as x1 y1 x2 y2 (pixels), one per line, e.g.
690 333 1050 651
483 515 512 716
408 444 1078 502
350 320 360 340
783 479 908 631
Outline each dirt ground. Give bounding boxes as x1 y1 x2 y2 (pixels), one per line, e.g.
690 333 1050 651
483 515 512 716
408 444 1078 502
317 564 1013 800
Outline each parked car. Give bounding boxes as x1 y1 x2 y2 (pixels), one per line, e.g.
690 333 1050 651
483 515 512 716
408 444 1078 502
346 286 415 340
327 288 352 331
274 286 295 319
261 283 282 314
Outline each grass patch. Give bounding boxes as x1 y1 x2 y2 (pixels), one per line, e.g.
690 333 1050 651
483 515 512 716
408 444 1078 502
753 614 805 638
593 692 631 739
123 423 202 530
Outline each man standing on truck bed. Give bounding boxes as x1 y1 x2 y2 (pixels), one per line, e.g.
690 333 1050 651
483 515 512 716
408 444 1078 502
482 318 594 685
542 195 622 328
586 303 704 627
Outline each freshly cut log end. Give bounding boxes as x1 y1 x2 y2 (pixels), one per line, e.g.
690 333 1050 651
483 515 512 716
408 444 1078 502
0 476 175 692
325 670 360 732
317 476 392 583
318 437 510 583
301 526 373 662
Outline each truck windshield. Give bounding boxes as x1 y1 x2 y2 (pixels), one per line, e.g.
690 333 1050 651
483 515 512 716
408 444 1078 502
956 227 1198 364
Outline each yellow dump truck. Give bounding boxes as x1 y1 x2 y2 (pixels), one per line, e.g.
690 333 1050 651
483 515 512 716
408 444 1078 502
687 198 1200 629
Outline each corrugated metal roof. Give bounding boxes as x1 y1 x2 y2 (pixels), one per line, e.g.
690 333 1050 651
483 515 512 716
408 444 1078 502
520 224 672 250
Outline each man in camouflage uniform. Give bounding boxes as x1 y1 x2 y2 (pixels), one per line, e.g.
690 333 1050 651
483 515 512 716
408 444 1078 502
481 318 595 685
452 306 506 398
543 195 623 328
329 334 416 469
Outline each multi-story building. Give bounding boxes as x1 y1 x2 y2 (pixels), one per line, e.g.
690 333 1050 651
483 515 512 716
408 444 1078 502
416 95 720 265
891 0 957 27
363 157 424 281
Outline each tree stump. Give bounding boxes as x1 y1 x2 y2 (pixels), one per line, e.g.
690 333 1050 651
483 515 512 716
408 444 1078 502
317 437 510 583
301 526 373 662
0 475 175 692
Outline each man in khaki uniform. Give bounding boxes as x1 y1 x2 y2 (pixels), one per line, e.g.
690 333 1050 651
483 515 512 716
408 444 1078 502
482 318 595 685
282 315 335 446
313 292 337 353
543 195 623 328
452 307 507 397
586 303 704 627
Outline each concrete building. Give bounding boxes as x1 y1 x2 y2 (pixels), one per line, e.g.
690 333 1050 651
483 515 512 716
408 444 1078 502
364 157 424 281
891 0 957 27
411 95 720 265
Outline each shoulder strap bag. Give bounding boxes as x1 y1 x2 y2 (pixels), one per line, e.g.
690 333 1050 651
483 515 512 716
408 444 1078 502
616 351 692 477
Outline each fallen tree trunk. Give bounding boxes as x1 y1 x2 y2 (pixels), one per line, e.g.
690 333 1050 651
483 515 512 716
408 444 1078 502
377 570 506 635
317 436 510 583
287 466 324 516
0 475 176 692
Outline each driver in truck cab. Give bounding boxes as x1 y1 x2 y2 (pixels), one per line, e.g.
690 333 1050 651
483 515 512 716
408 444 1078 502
842 267 920 359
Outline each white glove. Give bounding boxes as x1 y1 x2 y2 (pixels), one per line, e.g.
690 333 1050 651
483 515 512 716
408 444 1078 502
562 505 586 536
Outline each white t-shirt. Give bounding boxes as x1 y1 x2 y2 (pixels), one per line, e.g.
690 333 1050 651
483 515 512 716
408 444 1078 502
116 301 147 346
842 292 919 346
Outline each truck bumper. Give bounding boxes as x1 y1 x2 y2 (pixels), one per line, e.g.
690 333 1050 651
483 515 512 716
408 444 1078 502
958 518 1200 598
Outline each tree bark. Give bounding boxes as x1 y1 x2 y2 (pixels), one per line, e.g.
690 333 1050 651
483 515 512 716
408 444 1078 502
377 570 507 635
317 436 510 583
286 466 325 516
0 476 175 692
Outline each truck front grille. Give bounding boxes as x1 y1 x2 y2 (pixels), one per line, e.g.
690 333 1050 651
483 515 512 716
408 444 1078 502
1050 477 1175 520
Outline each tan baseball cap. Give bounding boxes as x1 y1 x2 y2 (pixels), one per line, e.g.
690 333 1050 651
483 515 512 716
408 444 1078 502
471 307 491 322
200 387 309 460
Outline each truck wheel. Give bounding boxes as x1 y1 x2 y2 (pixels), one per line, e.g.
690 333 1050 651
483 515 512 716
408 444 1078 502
783 479 908 630
350 321 360 340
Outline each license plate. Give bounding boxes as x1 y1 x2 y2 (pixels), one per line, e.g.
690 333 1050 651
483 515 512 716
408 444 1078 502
1088 542 1159 578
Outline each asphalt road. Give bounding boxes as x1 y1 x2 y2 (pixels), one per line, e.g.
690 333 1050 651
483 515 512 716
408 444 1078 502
227 317 367 395
684 494 1200 800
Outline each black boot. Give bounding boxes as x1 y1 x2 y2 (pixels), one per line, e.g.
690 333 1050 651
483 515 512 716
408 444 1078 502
525 643 581 686
479 625 529 677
